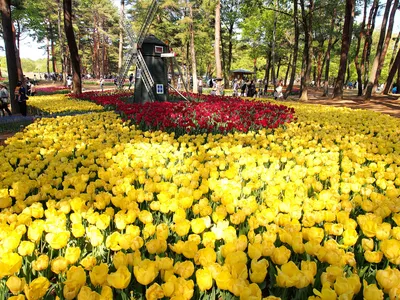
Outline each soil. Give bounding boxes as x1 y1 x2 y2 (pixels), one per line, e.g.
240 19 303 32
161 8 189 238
1 85 399 146
288 87 400 118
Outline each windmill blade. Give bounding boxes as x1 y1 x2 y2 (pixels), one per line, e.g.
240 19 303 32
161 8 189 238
137 0 159 47
120 11 137 44
118 48 138 88
137 51 156 102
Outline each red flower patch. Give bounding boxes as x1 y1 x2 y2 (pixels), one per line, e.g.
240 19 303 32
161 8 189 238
76 91 296 134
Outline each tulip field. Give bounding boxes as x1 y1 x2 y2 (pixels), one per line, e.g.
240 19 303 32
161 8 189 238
1 91 400 300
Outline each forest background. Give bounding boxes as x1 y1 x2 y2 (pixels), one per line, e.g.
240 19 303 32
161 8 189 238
0 0 400 101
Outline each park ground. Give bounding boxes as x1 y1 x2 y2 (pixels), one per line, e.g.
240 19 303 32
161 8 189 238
1 82 399 145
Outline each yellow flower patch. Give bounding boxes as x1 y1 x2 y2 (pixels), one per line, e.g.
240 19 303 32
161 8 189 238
0 101 399 299
27 94 104 115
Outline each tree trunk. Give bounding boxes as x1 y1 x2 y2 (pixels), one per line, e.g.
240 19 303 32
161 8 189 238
284 0 299 99
316 40 324 87
12 22 23 82
332 0 355 99
299 0 314 101
118 0 124 71
57 0 67 84
271 0 278 90
345 62 351 86
264 49 272 95
389 31 400 69
354 0 367 96
51 24 57 73
364 0 392 99
284 54 292 86
383 47 400 94
63 0 82 94
189 5 198 93
214 0 222 95
46 37 50 76
322 9 337 97
0 0 19 113
361 0 379 87
373 0 399 92
227 23 234 87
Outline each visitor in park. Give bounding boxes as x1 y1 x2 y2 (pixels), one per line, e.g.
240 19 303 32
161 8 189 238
129 73 134 89
26 79 32 96
33 74 37 84
0 84 12 116
67 76 73 89
113 77 118 87
274 81 283 100
100 78 104 92
241 81 247 96
15 81 28 116
248 80 256 98
197 77 203 95
233 80 239 96
392 84 398 94
30 82 36 96
177 76 182 90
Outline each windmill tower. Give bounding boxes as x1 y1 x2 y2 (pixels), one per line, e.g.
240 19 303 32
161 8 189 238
118 0 177 104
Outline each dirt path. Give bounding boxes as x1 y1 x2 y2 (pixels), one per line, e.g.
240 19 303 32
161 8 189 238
290 88 400 118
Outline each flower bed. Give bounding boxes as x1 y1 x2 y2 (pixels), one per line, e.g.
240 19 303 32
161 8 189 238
35 86 71 95
0 97 400 299
77 91 296 134
27 94 104 115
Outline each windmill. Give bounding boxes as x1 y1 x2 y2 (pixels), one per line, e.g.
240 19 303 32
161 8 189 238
117 0 189 103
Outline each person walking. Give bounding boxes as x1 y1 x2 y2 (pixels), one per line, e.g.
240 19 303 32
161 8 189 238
0 84 12 116
15 81 28 116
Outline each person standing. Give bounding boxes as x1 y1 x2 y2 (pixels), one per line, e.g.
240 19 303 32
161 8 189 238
240 80 247 96
15 81 28 116
100 78 104 92
248 80 256 97
0 84 12 116
67 76 73 89
128 73 134 89
197 77 203 95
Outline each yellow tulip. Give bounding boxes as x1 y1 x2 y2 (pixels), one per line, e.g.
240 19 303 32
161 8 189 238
107 266 132 289
24 277 50 300
194 247 216 267
146 283 164 300
32 254 49 271
133 259 159 286
215 270 232 290
65 247 81 265
363 280 384 300
174 261 194 279
17 241 35 256
364 250 383 263
195 268 213 291
90 263 109 286
51 257 68 274
0 253 23 279
271 246 291 265
6 276 26 295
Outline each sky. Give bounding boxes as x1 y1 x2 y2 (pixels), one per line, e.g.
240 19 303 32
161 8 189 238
2 2 400 61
